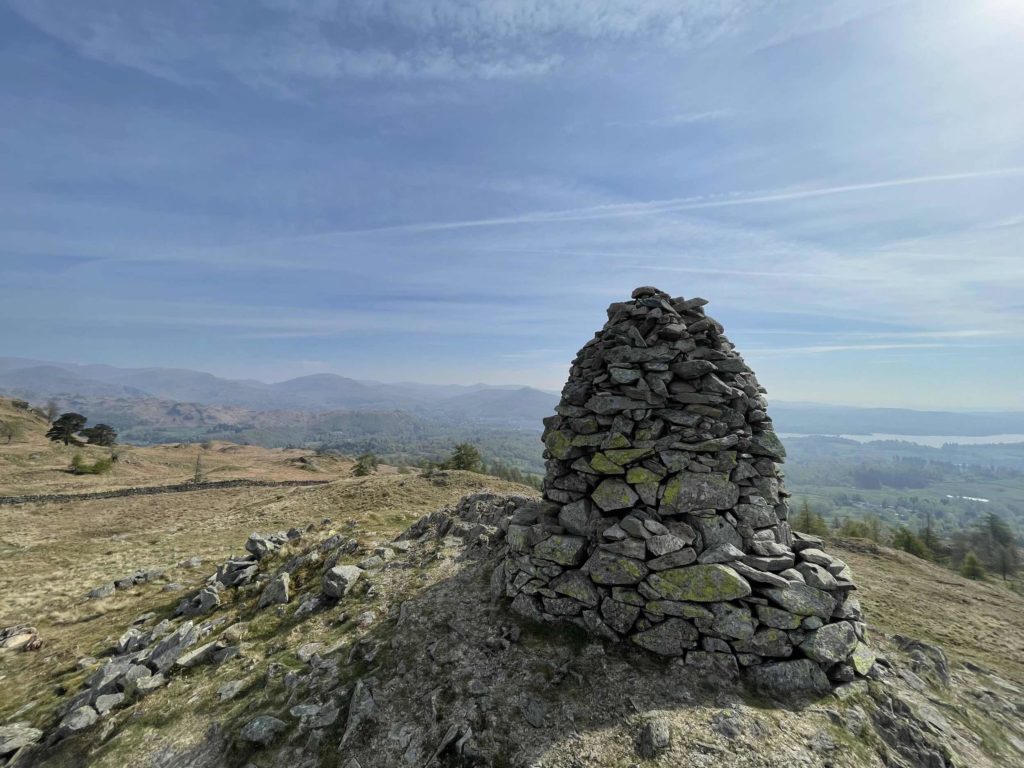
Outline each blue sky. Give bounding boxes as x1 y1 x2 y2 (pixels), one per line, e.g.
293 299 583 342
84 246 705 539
2 0 1023 409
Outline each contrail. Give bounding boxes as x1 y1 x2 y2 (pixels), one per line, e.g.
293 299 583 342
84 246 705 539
300 165 1024 238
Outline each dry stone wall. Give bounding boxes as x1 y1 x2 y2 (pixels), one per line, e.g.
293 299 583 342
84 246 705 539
501 286 871 688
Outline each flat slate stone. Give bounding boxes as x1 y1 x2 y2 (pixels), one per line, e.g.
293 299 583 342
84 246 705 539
601 597 641 634
601 538 647 559
631 618 699 656
745 659 830 697
763 583 837 619
591 478 639 512
710 602 755 640
660 473 739 515
532 535 587 566
746 430 786 460
697 543 744 563
646 564 751 602
647 547 697 570
584 550 648 585
800 621 857 664
733 628 793 657
644 601 713 620
729 561 790 588
647 534 686 557
755 605 802 629
692 516 743 549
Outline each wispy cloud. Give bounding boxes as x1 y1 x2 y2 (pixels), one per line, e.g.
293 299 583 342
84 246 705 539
275 165 1024 238
750 342 951 356
608 109 734 128
7 0 750 88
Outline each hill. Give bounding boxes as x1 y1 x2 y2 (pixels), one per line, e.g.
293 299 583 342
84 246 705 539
0 398 352 497
0 439 1022 765
0 357 558 419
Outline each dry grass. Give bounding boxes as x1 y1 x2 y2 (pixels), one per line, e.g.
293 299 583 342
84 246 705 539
834 538 1024 684
0 435 534 730
0 397 358 496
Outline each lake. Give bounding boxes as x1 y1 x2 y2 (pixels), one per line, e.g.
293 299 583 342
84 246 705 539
780 433 1024 448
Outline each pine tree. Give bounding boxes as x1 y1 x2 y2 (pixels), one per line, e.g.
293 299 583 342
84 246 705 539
352 452 379 476
46 413 87 445
892 526 932 560
793 499 829 537
81 423 117 447
919 510 940 553
442 443 483 472
995 544 1019 581
960 551 985 580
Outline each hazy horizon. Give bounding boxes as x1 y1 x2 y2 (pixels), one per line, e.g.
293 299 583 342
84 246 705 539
3 1 1024 409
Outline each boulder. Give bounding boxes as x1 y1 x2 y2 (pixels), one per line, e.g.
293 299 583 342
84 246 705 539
239 715 287 747
57 706 98 737
258 573 291 609
245 533 281 560
88 583 115 600
0 723 43 756
636 717 672 758
323 565 363 599
147 621 199 673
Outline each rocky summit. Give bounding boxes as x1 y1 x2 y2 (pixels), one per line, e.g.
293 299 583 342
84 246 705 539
501 286 869 690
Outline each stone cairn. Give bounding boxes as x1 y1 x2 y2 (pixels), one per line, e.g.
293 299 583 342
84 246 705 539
501 286 872 689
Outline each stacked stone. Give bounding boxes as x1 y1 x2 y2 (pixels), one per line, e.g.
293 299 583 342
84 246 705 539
502 286 871 687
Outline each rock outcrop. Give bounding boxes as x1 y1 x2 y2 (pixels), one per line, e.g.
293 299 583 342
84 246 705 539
500 286 869 687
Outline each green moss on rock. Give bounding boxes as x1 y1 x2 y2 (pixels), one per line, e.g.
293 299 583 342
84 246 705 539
646 564 751 602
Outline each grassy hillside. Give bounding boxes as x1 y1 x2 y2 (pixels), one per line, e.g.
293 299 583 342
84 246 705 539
1 419 1023 766
0 398 353 497
0 466 532 743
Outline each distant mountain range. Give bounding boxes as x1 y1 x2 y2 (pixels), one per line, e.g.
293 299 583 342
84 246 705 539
0 356 559 425
2 356 1024 444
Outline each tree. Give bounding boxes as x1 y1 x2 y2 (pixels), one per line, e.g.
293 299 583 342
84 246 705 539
0 420 17 445
44 399 59 422
794 499 829 537
352 452 379 477
979 512 1014 551
442 443 483 472
864 513 885 544
995 544 1019 581
81 424 117 447
892 526 932 560
960 551 985 580
919 510 940 554
46 413 87 445
193 452 204 484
